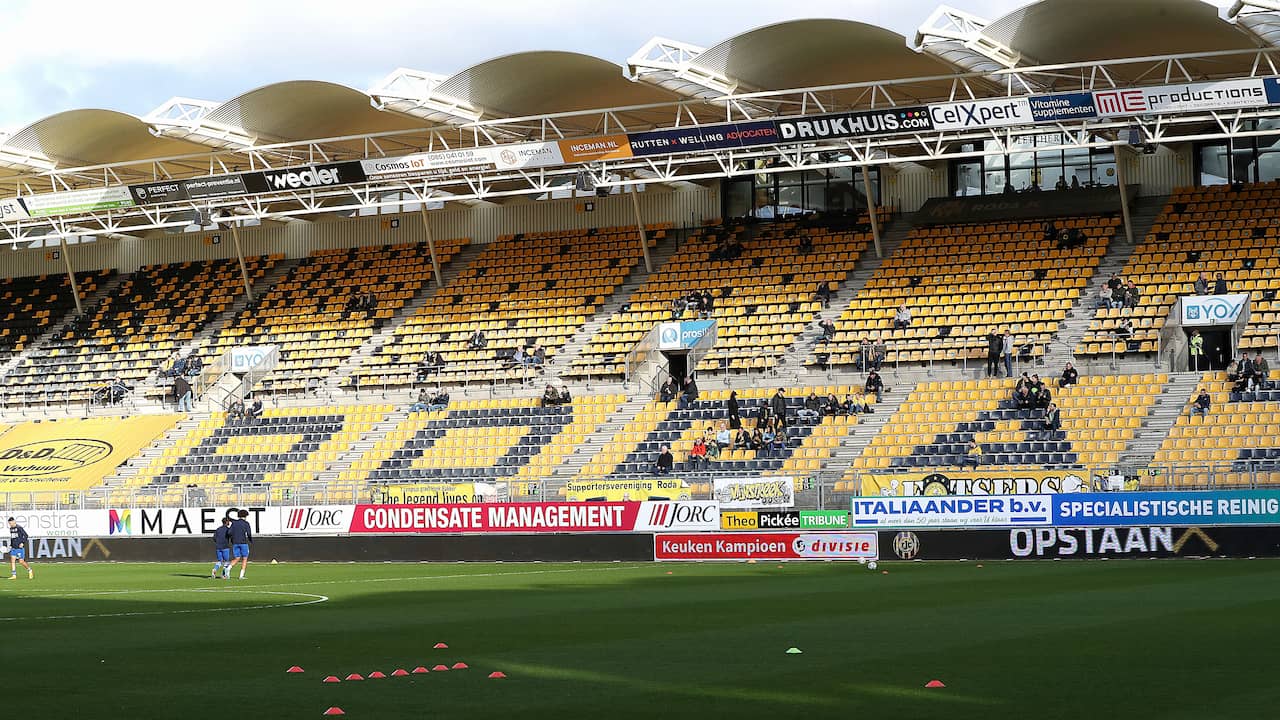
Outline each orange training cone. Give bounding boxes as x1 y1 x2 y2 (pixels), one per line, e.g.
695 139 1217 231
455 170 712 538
432 665 450 672
451 662 468 670
433 643 448 649
391 669 410 677
345 673 364 681
368 671 386 679
323 708 345 716
322 676 341 684
411 666 429 674
925 680 946 688
287 666 305 673
488 671 507 679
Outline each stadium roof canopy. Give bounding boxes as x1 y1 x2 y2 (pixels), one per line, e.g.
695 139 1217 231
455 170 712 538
1 0 1279 195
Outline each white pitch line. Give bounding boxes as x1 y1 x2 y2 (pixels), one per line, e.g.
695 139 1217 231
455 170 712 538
0 589 329 622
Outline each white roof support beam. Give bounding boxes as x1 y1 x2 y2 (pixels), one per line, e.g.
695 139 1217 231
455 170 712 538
915 5 1040 92
144 96 274 152
626 36 771 118
1226 1 1280 49
368 67 486 126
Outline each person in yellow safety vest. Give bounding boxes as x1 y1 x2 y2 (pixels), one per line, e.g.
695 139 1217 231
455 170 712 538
1189 330 1204 371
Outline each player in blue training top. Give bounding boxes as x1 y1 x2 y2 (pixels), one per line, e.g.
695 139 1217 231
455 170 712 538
212 516 233 580
225 510 253 580
7 517 32 580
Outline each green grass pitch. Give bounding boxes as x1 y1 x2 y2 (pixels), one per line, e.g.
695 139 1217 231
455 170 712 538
2 560 1278 719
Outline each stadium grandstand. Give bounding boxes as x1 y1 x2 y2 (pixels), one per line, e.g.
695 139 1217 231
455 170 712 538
3 0 1280 513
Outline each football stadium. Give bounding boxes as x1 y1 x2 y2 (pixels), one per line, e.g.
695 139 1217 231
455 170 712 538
4 0 1280 717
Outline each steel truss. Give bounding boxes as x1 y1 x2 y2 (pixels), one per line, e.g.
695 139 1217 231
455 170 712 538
6 47 1280 242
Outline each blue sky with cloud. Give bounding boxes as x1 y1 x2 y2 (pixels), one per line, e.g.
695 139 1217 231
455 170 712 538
0 0 1050 129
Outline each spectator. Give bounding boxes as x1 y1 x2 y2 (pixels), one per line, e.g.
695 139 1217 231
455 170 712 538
1190 389 1211 418
543 384 561 407
842 393 869 415
748 426 764 451
1189 330 1204 371
1194 272 1210 295
653 446 674 475
510 346 527 368
670 297 685 319
1097 284 1113 309
962 440 983 466
244 396 263 421
816 283 832 308
894 303 912 330
821 392 841 416
428 390 449 412
659 378 677 403
1014 386 1036 410
769 389 788 427
227 400 245 422
1070 175 1081 189
865 370 884 403
411 389 431 412
558 385 572 405
727 390 741 429
705 436 722 463
1239 354 1257 392
185 353 203 378
798 392 822 420
468 329 487 349
1040 403 1062 439
688 438 709 469
1054 177 1069 191
1254 352 1271 390
531 344 547 368
818 318 836 342
1001 330 1015 377
1033 383 1052 410
986 331 1003 378
1107 273 1123 293
166 354 188 378
1115 318 1134 340
1060 362 1079 387
1110 284 1127 310
1043 220 1058 245
1214 273 1228 295
1123 280 1141 309
172 375 192 412
733 427 751 450
1226 355 1244 384
798 234 813 254
417 352 444 381
678 375 699 410
715 422 733 450
858 338 873 373
871 336 887 371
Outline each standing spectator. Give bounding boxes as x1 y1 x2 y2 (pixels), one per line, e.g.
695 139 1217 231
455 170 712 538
727 390 741 429
1040 402 1062 439
816 283 832 308
1194 272 1210 295
769 389 789 428
1001 330 1015 377
653 446 674 475
1214 273 1229 295
174 375 193 412
798 393 822 420
865 370 884 403
1060 362 1079 387
894 303 912 330
1190 389 1211 418
986 331 1003 378
1189 330 1204 371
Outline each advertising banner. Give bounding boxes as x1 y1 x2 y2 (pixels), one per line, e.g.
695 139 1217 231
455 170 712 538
563 477 691 502
4 509 100 538
1180 293 1249 326
128 180 188 205
1053 490 1280 527
185 174 251 200
775 107 932 142
628 120 781 156
363 148 497 181
712 477 795 509
656 320 714 351
851 494 1053 529
279 505 356 535
104 506 280 537
1028 92 1097 122
0 197 29 221
1094 78 1268 117
729 509 850 530
23 187 135 217
928 97 1033 131
253 161 366 192
881 526 1280 561
558 135 633 162
493 141 564 170
654 531 877 561
349 502 639 534
859 469 1093 497
632 501 720 531
0 415 179 491
228 344 278 374
376 482 502 504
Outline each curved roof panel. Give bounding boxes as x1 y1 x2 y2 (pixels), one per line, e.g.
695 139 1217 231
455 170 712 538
203 80 424 142
5 109 208 167
694 19 958 92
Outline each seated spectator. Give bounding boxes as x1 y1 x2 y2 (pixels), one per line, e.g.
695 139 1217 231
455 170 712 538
798 393 822 420
185 354 203 378
510 347 527 368
818 318 836 342
678 375 699 410
1111 284 1128 310
531 344 547 368
1054 177 1069 191
653 446 674 475
715 422 733 450
417 352 444 381
733 427 751 450
1043 220 1058 245
1214 273 1228 295
1191 389 1211 418
865 370 884 403
542 384 561 407
670 297 685 319
468 329 487 349
165 354 188 378
428 390 449 412
821 392 841 416
798 234 813 254
1033 384 1052 410
1040 403 1062 439
1014 386 1036 410
1096 284 1113 309
841 393 869 415
1194 272 1210 295
410 389 431 412
894 303 912 330
688 438 709 469
244 396 263 421
226 400 245 422
961 440 983 466
101 378 130 406
815 283 832 308
659 378 677 403
705 438 721 463
558 385 572 405
871 337 887 371
1254 352 1272 390
1123 280 1141 308
1115 318 1134 340
699 290 714 319
1226 355 1243 382
748 427 764 451
1060 362 1079 387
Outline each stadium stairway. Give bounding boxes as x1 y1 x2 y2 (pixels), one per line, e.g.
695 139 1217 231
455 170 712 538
1121 371 1202 474
313 408 411 496
1045 194 1169 374
94 414 206 497
545 393 653 483
540 230 683 385
327 241 489 394
815 384 911 486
